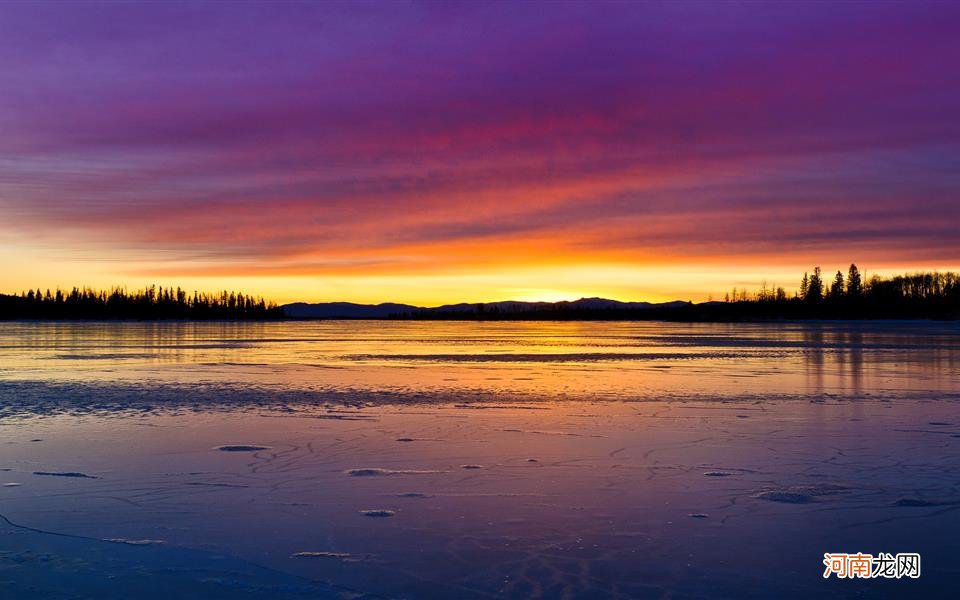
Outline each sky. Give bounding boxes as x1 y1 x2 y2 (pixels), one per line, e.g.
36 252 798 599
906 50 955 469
1 1 959 305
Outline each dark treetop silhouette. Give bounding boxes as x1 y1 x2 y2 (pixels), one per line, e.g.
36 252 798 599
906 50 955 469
692 265 959 321
0 286 283 320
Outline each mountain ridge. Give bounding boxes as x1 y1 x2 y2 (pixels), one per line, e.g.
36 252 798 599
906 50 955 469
282 297 690 319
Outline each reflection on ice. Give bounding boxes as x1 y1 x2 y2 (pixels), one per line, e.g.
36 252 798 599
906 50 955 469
0 321 958 598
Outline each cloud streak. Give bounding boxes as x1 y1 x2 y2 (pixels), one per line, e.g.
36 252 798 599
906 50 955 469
1 2 958 301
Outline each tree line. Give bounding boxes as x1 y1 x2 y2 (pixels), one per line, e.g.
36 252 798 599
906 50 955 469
725 264 958 303
0 285 284 320
710 264 959 320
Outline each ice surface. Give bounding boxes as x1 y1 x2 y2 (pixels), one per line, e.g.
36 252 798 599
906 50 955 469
0 321 958 598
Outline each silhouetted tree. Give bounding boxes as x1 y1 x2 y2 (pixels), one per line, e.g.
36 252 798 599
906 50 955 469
846 264 862 297
830 271 845 298
805 267 823 302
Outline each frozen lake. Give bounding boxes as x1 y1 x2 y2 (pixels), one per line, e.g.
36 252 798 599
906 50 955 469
1 321 958 598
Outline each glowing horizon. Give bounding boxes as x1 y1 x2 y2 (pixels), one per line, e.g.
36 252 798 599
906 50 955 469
2 2 959 305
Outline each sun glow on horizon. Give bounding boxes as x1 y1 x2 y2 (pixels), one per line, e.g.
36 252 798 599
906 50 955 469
4 240 957 308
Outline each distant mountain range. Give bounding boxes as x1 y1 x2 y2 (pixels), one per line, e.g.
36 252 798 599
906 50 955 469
282 297 690 319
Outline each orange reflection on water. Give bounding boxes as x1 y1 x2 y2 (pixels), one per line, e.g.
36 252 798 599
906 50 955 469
1 321 958 401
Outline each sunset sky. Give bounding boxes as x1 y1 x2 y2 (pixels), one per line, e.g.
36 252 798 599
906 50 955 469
1 1 958 305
